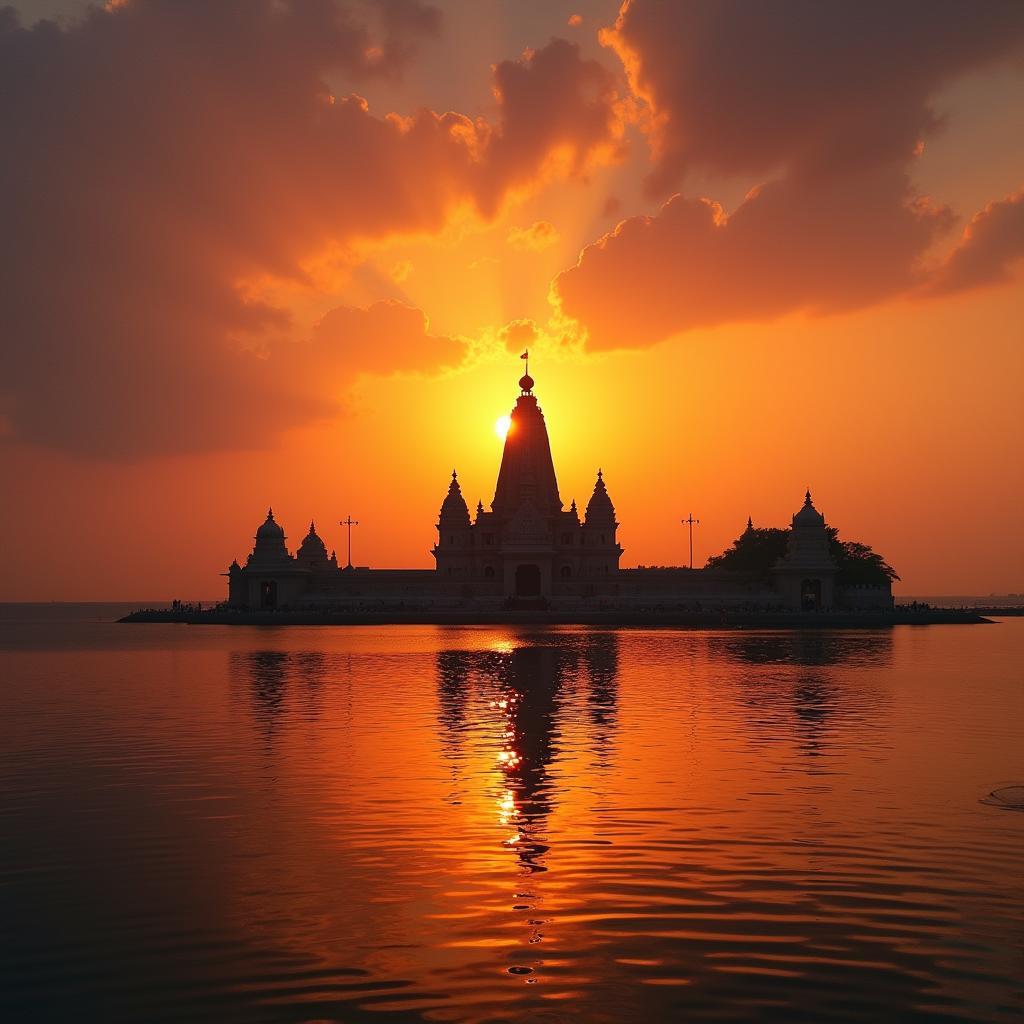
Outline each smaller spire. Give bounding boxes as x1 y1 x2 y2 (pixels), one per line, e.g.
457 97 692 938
476 499 484 514
585 469 615 523
309 519 316 534
805 488 812 505
440 468 470 524
267 506 274 519
570 498 577 513
747 515 753 530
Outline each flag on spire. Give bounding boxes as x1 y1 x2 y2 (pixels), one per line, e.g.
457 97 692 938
520 349 528 360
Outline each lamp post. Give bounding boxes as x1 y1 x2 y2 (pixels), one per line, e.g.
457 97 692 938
681 513 700 569
340 515 359 569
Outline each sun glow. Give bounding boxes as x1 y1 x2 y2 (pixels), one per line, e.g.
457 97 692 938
494 414 512 439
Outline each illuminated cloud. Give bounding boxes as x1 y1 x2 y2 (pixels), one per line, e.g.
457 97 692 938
556 171 953 350
390 261 414 283
479 37 624 214
306 300 462 380
0 3 623 456
498 319 539 355
507 221 560 251
552 0 1024 349
930 189 1024 295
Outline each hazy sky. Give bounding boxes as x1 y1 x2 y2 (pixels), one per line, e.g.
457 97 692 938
1 0 1022 599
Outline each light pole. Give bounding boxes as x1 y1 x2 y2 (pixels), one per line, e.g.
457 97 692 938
681 513 700 569
340 515 359 569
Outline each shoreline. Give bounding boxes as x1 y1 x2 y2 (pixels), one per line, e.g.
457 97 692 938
119 608 994 628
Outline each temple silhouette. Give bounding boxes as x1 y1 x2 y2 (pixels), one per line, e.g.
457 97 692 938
226 365 892 613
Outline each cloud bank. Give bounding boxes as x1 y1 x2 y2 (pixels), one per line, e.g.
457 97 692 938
554 0 1024 350
0 2 622 456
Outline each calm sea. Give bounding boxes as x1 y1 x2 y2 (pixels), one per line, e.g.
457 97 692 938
1 605 1022 1023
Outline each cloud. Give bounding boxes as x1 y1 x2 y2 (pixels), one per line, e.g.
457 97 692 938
0 3 623 457
507 220 560 251
550 0 1024 349
478 37 624 213
390 260 413 283
498 319 539 354
929 189 1024 295
307 300 462 380
556 170 953 350
604 0 1024 193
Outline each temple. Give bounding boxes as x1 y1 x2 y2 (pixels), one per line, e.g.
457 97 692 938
432 367 622 600
226 365 892 613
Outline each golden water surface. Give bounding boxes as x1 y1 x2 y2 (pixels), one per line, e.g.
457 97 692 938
1 611 1022 1022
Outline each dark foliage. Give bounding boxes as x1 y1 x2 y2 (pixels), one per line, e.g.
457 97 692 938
706 525 899 584
705 528 789 576
827 528 901 584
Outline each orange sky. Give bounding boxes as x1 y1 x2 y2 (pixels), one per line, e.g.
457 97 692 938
1 0 1022 599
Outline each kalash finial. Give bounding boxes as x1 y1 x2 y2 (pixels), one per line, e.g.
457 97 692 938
518 348 534 393
805 488 813 505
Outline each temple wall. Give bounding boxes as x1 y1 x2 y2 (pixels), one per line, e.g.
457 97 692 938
837 584 893 610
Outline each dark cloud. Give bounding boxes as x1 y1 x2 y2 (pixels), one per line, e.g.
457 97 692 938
606 0 1024 193
479 36 623 213
556 168 953 350
552 0 1024 349
0 2 622 456
929 190 1024 295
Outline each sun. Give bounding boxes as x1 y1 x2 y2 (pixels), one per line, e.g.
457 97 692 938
494 414 512 439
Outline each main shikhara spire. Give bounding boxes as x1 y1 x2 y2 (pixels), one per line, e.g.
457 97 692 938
491 368 562 518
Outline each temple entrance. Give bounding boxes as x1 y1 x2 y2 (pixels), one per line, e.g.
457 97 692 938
260 580 278 609
800 578 822 611
515 564 542 597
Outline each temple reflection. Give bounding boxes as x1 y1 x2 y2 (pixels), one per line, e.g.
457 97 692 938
436 633 620 874
706 629 894 668
705 631 893 759
230 649 329 745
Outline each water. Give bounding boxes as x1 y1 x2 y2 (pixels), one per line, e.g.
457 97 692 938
1 608 1022 1023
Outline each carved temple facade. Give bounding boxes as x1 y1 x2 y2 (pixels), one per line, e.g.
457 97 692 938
225 367 892 612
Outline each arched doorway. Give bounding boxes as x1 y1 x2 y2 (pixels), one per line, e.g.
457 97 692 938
515 564 542 597
260 580 278 609
800 578 822 611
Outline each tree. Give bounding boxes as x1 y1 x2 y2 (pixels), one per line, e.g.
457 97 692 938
705 527 789 577
826 528 900 585
706 525 899 585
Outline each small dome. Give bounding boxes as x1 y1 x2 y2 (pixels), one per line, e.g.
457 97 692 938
793 490 825 527
439 470 470 524
256 508 285 539
297 520 329 566
519 373 534 393
298 521 327 554
585 469 616 523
